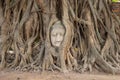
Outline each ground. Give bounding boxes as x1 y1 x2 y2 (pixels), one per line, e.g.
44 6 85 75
0 70 120 80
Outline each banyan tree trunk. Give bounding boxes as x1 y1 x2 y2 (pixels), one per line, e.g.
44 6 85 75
0 0 120 74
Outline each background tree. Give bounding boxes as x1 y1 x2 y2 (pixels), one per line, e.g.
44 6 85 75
0 0 120 74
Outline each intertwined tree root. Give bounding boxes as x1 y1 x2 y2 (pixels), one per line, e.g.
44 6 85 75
0 0 120 74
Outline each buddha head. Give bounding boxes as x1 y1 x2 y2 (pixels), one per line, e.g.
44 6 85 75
50 21 66 47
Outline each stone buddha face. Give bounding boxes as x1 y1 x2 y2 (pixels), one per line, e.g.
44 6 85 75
50 21 65 47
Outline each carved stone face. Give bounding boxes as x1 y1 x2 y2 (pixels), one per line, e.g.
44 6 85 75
50 22 65 47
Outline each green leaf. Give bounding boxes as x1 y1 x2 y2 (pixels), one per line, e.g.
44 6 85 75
112 0 120 2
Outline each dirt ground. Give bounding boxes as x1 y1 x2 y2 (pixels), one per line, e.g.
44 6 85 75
0 70 120 80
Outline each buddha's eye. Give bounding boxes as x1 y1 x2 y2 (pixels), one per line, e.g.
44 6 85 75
60 33 64 36
52 33 56 37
